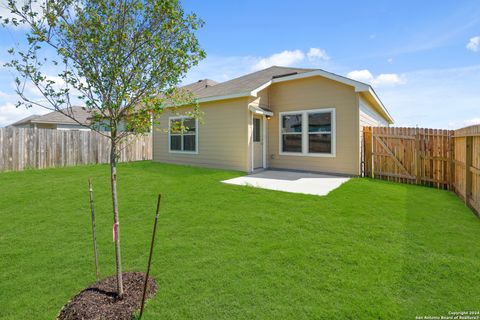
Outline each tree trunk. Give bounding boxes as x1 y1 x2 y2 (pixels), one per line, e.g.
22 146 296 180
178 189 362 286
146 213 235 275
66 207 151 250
110 138 124 299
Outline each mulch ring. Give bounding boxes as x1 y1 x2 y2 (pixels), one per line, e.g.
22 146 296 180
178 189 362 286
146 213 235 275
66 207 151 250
57 272 157 320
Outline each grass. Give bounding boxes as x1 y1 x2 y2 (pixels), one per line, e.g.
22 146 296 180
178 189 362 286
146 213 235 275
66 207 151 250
0 161 479 319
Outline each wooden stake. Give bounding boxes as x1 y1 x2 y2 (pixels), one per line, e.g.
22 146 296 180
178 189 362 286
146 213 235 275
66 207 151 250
88 178 100 281
139 194 161 319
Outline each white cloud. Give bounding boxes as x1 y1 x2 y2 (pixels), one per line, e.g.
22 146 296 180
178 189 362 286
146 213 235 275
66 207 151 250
466 36 480 52
181 54 258 84
0 72 83 127
448 118 480 129
0 90 14 99
252 50 305 71
374 73 407 86
0 5 16 20
369 34 376 39
376 65 480 128
0 102 47 127
0 0 45 29
307 48 330 61
252 48 330 71
387 58 393 63
346 69 375 83
464 118 480 126
183 53 479 130
346 69 407 87
21 75 67 97
183 48 333 84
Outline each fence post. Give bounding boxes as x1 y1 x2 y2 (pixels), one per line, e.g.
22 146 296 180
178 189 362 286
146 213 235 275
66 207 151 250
371 128 375 179
465 136 473 205
362 127 370 177
448 132 455 191
415 131 421 185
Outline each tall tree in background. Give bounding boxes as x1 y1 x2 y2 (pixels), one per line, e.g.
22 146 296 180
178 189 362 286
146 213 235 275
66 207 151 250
1 0 205 298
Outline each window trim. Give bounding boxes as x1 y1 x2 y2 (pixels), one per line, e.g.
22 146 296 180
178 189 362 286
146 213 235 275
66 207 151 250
279 108 336 157
168 116 199 154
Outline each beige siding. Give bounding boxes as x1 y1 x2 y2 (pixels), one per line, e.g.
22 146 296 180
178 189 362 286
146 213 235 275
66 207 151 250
359 97 389 127
153 98 249 171
267 76 360 175
248 87 269 108
358 96 389 175
36 123 57 129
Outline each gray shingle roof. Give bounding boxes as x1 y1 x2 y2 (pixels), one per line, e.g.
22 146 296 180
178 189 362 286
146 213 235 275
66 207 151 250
34 106 91 125
180 79 218 96
9 106 92 127
184 66 315 99
9 114 42 126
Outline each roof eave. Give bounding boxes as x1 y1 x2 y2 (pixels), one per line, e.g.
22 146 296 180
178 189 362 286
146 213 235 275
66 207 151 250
196 92 252 103
365 86 394 124
162 91 253 108
29 120 89 126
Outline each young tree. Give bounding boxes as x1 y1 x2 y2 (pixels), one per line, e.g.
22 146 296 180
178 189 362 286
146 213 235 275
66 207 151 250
1 0 205 298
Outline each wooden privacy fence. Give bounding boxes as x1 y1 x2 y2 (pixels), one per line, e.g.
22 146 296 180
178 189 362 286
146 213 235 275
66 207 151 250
0 127 152 172
451 125 480 214
363 127 453 188
363 125 480 215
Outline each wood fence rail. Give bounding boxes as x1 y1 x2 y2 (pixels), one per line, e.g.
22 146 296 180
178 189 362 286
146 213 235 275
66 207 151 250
363 125 480 216
0 127 152 172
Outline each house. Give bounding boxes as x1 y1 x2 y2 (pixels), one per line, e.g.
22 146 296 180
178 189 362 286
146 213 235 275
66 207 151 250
153 66 393 175
8 106 91 130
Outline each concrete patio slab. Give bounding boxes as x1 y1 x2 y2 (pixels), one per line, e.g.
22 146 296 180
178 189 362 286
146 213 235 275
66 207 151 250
222 170 350 196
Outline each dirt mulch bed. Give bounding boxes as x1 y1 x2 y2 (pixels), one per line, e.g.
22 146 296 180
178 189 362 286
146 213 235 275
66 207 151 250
57 272 157 320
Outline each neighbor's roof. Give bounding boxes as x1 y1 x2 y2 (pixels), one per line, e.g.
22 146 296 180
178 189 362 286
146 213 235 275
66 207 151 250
179 66 393 124
9 106 92 127
9 114 42 126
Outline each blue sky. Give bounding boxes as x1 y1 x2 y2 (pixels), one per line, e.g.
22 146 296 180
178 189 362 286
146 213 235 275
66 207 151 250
1 0 479 128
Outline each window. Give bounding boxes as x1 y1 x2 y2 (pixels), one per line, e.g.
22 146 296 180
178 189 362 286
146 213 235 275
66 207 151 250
308 112 332 153
253 118 261 142
279 108 335 156
169 116 198 153
281 114 302 152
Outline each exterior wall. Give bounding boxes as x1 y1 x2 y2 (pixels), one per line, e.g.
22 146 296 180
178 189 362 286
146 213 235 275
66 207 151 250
10 124 31 129
153 98 250 172
266 76 361 175
358 96 389 175
57 124 90 130
35 123 57 129
11 123 88 130
248 87 269 108
359 97 389 127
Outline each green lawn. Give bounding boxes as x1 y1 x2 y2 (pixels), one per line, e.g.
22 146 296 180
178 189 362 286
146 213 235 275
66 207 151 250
0 161 479 319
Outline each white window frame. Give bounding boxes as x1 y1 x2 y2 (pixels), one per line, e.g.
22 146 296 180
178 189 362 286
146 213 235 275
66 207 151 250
168 116 199 154
279 108 336 157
